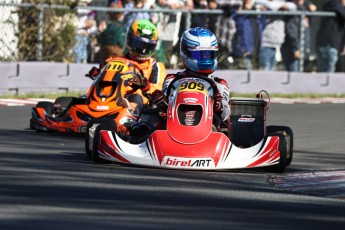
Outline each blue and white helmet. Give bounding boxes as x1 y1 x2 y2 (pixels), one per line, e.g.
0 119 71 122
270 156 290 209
180 27 218 74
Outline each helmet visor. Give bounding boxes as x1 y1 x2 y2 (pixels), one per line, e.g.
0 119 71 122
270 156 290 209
188 50 218 60
128 35 156 56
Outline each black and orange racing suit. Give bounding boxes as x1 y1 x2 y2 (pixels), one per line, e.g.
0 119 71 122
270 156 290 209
104 56 166 115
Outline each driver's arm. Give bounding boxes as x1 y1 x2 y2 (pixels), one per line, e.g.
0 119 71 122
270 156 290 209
214 77 231 121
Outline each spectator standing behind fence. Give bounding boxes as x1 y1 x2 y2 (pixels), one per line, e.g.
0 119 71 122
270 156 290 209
74 0 98 63
231 0 266 70
299 0 316 70
207 0 219 33
336 33 345 72
123 0 155 29
316 0 345 73
214 1 239 69
108 0 129 4
171 0 194 68
191 0 208 28
256 0 296 71
97 0 127 64
280 0 316 72
151 0 175 67
151 0 194 68
189 0 219 33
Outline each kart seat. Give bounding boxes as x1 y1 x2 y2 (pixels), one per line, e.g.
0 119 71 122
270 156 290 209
53 97 86 117
229 98 266 148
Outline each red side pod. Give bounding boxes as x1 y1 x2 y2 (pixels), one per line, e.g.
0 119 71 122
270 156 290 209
247 136 280 167
98 130 130 163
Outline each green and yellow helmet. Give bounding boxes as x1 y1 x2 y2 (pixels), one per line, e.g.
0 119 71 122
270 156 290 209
126 19 158 62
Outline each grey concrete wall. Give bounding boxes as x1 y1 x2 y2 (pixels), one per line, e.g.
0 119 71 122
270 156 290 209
1 62 95 95
1 62 345 95
215 70 345 94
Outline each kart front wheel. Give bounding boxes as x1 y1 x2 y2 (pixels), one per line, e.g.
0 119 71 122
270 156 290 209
266 132 287 173
85 119 101 159
267 125 294 166
89 119 116 163
32 102 54 132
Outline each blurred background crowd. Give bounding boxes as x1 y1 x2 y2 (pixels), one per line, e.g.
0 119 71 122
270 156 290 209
1 0 345 73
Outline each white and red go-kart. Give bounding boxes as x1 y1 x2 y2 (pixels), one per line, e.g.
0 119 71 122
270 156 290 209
85 76 293 173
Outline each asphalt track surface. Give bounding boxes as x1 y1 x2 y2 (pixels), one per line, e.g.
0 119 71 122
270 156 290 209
0 104 345 230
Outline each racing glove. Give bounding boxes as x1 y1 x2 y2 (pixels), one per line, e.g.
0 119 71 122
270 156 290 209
151 90 167 111
214 92 223 112
129 72 149 92
85 66 100 80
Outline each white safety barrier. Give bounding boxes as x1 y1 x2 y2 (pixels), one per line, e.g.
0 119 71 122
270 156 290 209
1 62 345 95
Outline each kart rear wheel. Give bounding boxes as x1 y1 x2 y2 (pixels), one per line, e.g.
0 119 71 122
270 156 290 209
33 102 54 132
267 125 294 166
266 132 287 173
29 119 35 130
90 119 116 163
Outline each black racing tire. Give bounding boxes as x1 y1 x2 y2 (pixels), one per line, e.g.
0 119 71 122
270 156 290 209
33 102 54 132
30 119 45 132
85 119 100 159
29 119 35 130
267 125 294 166
265 132 287 173
87 119 116 163
85 118 108 159
36 101 54 115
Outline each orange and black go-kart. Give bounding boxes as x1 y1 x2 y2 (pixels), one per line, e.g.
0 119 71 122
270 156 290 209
30 58 148 134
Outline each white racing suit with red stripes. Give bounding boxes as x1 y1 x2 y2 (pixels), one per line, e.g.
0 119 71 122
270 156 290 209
161 70 230 121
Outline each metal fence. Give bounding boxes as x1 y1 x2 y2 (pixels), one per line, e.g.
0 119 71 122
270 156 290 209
0 2 337 72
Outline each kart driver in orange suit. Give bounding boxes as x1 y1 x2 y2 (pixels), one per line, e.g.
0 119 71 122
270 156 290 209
150 27 230 125
87 19 166 116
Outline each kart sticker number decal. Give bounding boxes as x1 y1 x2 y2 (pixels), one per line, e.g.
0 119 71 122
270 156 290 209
178 82 206 93
107 61 128 72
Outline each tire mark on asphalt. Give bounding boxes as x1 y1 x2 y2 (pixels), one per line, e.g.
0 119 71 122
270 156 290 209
267 169 345 199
